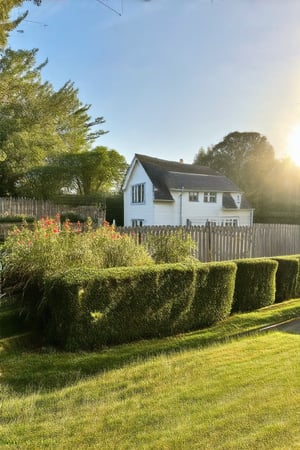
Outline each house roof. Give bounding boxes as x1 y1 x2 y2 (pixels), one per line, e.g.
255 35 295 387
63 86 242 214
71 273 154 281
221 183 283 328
222 192 252 210
134 154 246 202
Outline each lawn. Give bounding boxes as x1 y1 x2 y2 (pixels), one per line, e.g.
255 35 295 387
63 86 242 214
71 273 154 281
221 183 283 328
1 299 300 449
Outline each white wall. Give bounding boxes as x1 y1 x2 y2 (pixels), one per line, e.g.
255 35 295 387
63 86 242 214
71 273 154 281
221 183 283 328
153 201 177 225
123 161 154 226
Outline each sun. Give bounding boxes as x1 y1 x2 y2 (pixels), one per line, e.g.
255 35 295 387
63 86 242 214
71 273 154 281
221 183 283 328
287 124 300 166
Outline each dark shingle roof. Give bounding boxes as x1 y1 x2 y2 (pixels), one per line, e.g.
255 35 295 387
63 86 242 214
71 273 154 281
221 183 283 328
135 154 245 202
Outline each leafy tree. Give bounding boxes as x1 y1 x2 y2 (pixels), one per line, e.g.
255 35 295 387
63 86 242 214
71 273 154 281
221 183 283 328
20 147 127 199
0 0 41 48
54 146 127 196
0 48 107 196
194 131 276 202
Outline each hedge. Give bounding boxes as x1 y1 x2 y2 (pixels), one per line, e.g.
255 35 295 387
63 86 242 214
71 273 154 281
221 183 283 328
232 258 278 313
291 255 300 297
271 256 299 303
44 262 236 350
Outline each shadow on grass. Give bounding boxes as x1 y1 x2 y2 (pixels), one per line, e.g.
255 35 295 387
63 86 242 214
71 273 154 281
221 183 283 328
1 298 300 394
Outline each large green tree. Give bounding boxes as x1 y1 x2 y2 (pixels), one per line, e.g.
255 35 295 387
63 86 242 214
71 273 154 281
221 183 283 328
21 147 127 199
0 48 107 196
194 131 276 202
0 0 41 48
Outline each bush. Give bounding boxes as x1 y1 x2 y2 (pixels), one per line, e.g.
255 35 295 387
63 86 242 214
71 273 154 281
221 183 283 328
292 255 300 297
145 229 197 263
1 217 153 318
0 215 35 223
44 261 236 350
191 262 237 329
271 256 299 302
232 258 278 313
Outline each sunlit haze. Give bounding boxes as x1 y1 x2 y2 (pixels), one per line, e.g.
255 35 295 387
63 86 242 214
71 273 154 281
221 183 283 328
287 124 300 166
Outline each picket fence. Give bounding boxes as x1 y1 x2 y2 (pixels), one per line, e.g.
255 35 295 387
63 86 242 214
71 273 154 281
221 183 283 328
118 224 300 262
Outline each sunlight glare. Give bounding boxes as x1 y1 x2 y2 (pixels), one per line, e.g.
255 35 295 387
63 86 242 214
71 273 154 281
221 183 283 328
287 124 300 166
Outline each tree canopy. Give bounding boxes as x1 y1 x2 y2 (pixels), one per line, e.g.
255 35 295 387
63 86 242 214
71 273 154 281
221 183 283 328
21 146 127 199
194 131 276 200
0 0 41 48
0 48 107 196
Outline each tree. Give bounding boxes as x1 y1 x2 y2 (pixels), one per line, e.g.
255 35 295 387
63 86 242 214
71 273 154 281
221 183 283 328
0 0 41 48
194 131 276 201
0 48 107 196
55 146 127 196
20 147 127 199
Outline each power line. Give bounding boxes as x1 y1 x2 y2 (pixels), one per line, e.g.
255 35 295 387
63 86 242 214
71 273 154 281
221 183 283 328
95 0 123 16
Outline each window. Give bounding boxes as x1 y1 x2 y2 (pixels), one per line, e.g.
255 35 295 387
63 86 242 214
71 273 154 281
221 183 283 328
204 192 217 203
224 218 238 226
131 183 145 204
132 219 144 227
189 192 199 202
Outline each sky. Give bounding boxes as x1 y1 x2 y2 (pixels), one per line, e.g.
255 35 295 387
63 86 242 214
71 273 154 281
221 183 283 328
8 0 300 165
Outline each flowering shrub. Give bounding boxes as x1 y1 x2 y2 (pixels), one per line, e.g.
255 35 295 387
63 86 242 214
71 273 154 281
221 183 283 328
1 216 153 299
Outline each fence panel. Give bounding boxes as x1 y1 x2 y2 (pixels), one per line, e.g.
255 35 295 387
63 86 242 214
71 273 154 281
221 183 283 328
0 197 101 221
118 224 300 262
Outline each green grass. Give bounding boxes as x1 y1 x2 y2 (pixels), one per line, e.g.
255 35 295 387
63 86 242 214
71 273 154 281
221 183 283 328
1 299 300 449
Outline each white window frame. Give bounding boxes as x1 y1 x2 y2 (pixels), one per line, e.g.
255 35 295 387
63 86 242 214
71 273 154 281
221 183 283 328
224 218 239 226
204 192 217 203
131 183 145 204
189 192 199 202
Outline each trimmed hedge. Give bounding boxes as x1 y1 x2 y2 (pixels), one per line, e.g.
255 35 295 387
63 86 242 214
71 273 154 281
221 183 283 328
232 258 278 313
44 262 237 350
271 256 299 302
292 255 300 297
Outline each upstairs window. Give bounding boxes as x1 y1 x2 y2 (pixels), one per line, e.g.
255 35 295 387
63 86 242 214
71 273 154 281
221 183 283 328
189 192 199 202
204 192 217 203
131 183 145 204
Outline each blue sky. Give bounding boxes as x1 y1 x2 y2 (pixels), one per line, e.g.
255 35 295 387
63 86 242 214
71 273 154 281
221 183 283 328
8 0 300 164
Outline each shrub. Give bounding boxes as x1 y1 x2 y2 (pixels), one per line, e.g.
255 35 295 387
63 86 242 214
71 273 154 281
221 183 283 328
44 261 236 350
191 262 237 329
145 229 197 263
0 215 35 223
271 256 299 302
232 258 278 313
292 255 300 297
0 217 153 318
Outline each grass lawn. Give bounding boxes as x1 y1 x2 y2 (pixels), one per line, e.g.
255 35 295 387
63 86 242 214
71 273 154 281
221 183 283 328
1 299 300 449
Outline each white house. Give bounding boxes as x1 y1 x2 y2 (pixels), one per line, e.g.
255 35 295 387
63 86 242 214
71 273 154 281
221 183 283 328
122 154 253 227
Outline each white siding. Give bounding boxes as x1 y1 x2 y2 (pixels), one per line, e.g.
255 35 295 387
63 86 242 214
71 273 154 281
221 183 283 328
179 191 252 226
123 161 154 226
153 202 177 226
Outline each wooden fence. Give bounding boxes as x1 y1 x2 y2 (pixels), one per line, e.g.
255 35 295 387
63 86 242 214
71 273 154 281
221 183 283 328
0 197 101 221
118 224 300 262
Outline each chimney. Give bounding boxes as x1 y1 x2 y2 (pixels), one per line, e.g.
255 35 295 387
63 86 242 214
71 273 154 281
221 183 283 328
179 158 184 164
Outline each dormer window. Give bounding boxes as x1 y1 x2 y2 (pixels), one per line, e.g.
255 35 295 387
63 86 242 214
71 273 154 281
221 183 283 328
131 183 145 204
204 192 217 203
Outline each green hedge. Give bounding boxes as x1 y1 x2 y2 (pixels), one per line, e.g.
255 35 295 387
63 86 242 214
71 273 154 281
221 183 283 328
291 255 300 297
44 262 236 350
271 256 299 302
232 258 278 313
